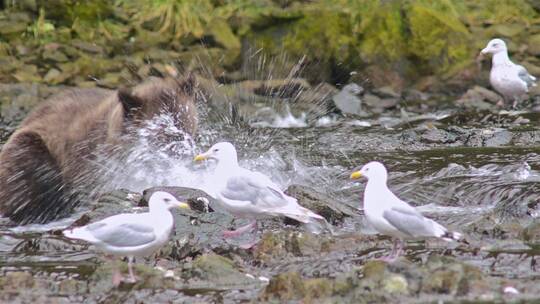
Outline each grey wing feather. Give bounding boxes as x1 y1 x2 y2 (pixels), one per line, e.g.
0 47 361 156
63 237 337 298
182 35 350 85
516 65 536 87
221 175 288 209
89 222 156 247
382 207 437 238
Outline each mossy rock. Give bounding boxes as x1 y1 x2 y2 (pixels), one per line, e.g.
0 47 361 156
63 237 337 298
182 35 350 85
260 271 305 301
521 220 540 245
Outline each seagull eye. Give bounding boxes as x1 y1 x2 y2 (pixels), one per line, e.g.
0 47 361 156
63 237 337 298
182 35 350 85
365 168 370 172
163 198 171 203
213 148 219 152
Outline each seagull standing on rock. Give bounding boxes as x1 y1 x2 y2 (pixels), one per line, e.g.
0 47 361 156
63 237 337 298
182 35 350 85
194 142 324 248
350 161 462 261
63 191 189 285
480 38 537 108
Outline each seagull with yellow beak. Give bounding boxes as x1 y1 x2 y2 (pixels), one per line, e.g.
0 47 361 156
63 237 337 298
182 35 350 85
351 161 461 261
63 191 190 285
194 142 324 248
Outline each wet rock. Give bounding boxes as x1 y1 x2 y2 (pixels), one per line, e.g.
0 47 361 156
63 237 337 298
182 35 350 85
420 128 458 144
332 83 364 116
421 256 485 296
189 254 249 284
142 186 215 213
0 271 35 291
0 82 41 124
456 86 500 110
521 220 540 245
260 271 305 301
67 189 140 228
254 230 332 263
285 184 359 225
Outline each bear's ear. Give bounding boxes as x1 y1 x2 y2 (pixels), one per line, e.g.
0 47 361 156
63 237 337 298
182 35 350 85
179 73 196 95
118 88 144 118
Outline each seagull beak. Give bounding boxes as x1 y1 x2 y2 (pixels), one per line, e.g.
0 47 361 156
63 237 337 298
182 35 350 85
480 47 489 55
194 153 207 162
350 171 362 179
177 201 190 209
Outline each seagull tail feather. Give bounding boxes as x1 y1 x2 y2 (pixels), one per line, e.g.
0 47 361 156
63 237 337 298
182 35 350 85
63 227 99 243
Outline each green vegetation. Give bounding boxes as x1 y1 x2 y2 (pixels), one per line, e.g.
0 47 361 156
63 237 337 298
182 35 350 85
0 0 538 86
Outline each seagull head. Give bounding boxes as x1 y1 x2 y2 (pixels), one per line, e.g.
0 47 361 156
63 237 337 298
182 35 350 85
149 191 189 211
481 38 507 55
194 141 238 164
350 161 388 182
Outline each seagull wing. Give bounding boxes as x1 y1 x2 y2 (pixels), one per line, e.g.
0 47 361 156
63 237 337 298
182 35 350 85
382 206 446 238
516 65 537 87
220 170 289 209
85 215 157 247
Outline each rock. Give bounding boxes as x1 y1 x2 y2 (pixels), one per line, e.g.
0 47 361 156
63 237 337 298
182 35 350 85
0 20 27 36
0 82 41 124
484 130 512 147
403 89 429 102
43 68 65 84
363 93 382 108
13 65 41 83
527 34 540 56
42 45 69 63
285 184 359 225
66 189 140 228
71 40 105 54
420 128 458 144
260 271 305 301
373 86 401 99
332 83 364 116
0 271 35 292
142 186 215 213
383 274 409 294
421 256 484 296
521 220 540 245
190 254 245 282
456 86 501 110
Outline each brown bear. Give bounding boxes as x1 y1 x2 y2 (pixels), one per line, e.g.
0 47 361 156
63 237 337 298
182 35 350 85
0 75 198 225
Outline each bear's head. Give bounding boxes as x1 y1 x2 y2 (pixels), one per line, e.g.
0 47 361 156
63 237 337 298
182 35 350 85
108 74 198 141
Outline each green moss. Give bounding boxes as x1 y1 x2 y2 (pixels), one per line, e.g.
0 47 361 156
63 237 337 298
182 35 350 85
407 1 471 73
283 7 355 64
354 1 406 62
260 271 305 301
122 0 214 39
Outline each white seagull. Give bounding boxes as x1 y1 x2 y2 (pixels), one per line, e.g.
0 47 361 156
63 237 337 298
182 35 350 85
63 191 189 284
194 142 324 248
481 38 537 108
350 161 461 261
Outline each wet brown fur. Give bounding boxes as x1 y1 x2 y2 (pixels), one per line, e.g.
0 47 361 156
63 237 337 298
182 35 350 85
0 75 197 224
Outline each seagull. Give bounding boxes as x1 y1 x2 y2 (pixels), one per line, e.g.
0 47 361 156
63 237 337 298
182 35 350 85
480 38 537 108
63 191 189 284
350 161 461 261
194 142 324 248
